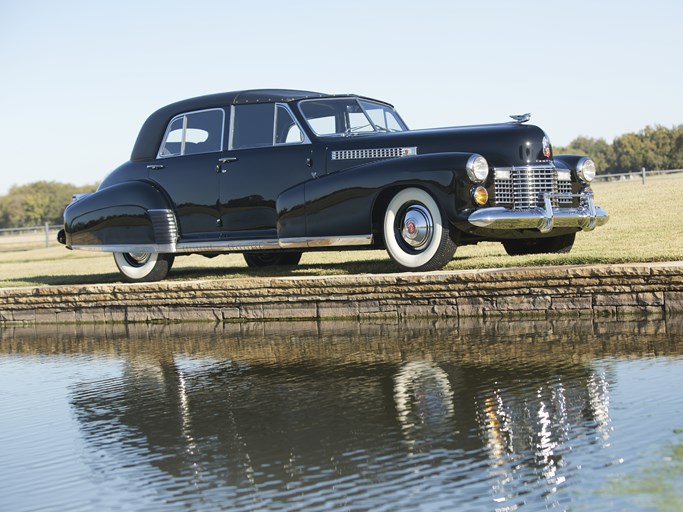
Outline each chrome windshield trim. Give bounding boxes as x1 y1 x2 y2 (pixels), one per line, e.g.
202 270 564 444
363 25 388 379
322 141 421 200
298 97 408 137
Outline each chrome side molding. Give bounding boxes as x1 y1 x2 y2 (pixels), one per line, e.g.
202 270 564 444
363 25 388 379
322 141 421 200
71 235 373 254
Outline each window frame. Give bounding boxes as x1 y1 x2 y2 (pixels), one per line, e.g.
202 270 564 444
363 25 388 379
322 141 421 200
157 108 226 159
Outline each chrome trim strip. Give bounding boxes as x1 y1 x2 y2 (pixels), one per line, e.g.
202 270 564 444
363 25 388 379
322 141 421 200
302 235 372 248
492 164 556 172
175 239 282 253
468 192 609 232
70 235 373 254
71 244 177 253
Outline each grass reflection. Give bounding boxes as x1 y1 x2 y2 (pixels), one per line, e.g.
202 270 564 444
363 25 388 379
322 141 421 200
601 440 683 511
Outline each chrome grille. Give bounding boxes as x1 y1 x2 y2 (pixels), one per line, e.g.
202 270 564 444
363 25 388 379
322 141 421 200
558 179 572 198
494 165 573 209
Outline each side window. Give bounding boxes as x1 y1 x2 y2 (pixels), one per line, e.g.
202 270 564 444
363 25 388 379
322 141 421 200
230 103 307 150
230 104 274 150
275 105 304 144
158 109 224 158
364 105 403 131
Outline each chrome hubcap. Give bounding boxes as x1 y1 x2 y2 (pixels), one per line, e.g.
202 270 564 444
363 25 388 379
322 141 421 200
400 205 433 249
126 252 150 265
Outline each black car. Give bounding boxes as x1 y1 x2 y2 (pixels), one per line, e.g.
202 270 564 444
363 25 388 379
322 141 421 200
59 89 609 282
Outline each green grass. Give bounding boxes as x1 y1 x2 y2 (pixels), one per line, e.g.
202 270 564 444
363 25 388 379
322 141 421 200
1 175 682 288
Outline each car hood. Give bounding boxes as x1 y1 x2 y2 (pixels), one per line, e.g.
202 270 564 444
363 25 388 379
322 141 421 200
324 123 551 169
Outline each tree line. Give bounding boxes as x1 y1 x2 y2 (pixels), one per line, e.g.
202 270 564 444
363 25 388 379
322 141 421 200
0 181 97 229
554 124 683 174
0 124 681 229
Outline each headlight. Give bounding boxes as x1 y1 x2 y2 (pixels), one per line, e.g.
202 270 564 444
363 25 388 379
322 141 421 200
466 154 489 182
577 157 596 183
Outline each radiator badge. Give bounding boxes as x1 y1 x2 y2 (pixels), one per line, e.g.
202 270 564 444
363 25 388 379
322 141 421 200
542 136 551 158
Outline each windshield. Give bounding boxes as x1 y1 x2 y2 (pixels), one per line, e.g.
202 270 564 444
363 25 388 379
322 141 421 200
299 98 408 136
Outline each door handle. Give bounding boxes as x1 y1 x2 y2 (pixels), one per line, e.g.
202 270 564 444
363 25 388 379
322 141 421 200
216 156 243 174
147 164 165 170
216 157 238 173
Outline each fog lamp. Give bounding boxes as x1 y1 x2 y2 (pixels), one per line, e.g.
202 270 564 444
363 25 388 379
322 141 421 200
472 186 488 206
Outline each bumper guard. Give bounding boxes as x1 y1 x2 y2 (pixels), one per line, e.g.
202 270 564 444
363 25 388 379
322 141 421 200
468 192 609 233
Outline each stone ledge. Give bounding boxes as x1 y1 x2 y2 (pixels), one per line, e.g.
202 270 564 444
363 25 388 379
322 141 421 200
1 262 682 324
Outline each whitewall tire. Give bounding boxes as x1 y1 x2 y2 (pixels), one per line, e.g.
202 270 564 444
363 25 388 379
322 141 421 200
383 188 457 271
113 252 174 282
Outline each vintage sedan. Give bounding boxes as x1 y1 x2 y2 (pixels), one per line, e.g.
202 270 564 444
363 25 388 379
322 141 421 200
59 89 609 282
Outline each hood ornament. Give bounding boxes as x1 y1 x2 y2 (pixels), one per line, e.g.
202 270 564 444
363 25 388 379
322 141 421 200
510 113 531 124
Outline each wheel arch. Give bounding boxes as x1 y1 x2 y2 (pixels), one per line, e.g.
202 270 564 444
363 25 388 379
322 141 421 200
371 183 444 244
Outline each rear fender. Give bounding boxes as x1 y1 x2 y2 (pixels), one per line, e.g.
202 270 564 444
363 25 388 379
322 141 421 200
64 181 176 250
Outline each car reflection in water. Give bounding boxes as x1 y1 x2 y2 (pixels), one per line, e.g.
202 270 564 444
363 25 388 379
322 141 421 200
59 319 627 509
392 359 611 505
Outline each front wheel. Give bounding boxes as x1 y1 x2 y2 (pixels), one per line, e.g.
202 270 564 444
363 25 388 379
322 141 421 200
113 252 175 282
383 188 457 272
243 251 302 268
502 233 576 256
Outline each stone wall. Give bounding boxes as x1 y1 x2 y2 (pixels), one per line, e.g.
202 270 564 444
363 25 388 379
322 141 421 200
1 262 682 325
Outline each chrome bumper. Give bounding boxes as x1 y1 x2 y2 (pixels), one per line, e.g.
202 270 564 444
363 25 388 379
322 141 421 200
468 192 609 233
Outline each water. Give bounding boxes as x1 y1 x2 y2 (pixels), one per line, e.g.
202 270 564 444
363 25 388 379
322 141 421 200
1 317 683 511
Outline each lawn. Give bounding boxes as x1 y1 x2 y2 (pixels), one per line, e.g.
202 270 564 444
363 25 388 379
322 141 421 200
1 175 681 288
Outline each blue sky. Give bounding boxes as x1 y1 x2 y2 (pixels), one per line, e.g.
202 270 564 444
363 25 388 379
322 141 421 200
1 0 681 194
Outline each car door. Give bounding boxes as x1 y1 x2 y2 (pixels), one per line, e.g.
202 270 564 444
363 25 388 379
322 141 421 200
218 103 313 240
149 108 225 240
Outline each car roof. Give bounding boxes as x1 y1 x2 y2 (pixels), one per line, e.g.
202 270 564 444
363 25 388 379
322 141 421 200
130 89 394 161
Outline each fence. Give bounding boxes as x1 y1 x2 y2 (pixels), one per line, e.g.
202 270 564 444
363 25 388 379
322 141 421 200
0 223 62 251
594 168 683 184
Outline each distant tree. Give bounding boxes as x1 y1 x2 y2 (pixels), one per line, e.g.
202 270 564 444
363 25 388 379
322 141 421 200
613 132 646 173
0 181 97 228
669 124 683 169
554 136 616 173
612 125 675 173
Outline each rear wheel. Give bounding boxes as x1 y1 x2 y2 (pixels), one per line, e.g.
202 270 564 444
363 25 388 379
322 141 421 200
113 252 175 282
502 233 576 256
243 251 302 268
383 188 457 271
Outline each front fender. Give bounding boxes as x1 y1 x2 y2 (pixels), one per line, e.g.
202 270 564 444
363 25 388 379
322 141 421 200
277 152 479 239
64 181 176 250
